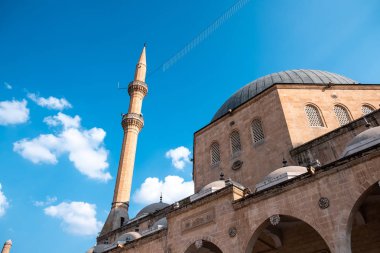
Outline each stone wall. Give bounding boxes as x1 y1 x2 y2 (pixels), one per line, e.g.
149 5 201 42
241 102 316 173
194 88 294 192
290 109 380 167
110 147 380 253
277 85 380 148
193 85 379 193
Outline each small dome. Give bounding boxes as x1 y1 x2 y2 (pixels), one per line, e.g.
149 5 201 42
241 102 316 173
212 69 358 121
201 180 226 192
256 166 308 191
152 217 168 229
136 202 169 218
342 126 380 157
114 232 141 244
93 244 108 253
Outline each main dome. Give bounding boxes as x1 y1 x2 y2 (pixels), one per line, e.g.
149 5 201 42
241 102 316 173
135 202 169 218
212 69 358 121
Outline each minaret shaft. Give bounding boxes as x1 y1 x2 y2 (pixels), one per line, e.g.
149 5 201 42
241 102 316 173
112 127 139 207
128 93 144 114
112 46 147 208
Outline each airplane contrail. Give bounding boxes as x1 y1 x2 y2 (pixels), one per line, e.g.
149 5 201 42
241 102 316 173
150 0 251 75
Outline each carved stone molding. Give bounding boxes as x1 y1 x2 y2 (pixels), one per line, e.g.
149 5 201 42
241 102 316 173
128 80 148 96
318 197 330 209
231 160 243 171
122 113 144 131
228 227 237 237
269 214 280 226
181 208 215 233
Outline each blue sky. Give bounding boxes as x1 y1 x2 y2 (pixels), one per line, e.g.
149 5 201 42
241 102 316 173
1 0 380 252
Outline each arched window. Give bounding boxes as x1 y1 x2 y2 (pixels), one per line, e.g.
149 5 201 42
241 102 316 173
210 142 220 166
361 104 375 115
230 130 241 156
251 119 265 143
304 104 324 127
334 105 351 126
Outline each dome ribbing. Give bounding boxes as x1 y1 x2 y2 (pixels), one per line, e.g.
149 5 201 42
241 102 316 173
212 69 358 121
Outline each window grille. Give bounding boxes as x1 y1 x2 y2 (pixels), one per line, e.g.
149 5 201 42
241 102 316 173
334 105 351 126
210 142 220 165
230 131 241 156
361 105 375 115
305 105 324 127
251 119 265 143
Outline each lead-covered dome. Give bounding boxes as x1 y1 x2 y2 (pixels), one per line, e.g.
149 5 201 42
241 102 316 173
342 126 380 157
212 69 358 121
136 202 169 218
256 166 308 192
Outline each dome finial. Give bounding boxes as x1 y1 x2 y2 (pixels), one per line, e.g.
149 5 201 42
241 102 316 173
364 116 372 128
219 171 225 180
159 192 162 203
282 157 288 167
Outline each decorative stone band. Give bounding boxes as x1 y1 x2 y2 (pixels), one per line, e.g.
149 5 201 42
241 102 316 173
128 80 148 96
122 113 144 131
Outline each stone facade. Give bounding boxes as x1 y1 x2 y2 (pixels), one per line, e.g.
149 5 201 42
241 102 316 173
101 145 380 253
93 55 380 253
194 84 379 192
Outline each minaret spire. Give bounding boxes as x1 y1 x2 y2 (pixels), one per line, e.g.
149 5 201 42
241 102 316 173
134 45 146 82
100 45 148 236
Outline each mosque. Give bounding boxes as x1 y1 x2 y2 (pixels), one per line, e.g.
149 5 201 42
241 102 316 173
83 46 380 253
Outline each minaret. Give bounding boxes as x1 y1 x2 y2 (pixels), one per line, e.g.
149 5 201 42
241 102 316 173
1 240 12 253
100 46 148 236
113 45 147 208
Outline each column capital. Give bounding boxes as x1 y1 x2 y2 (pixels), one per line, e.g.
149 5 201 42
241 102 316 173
121 113 144 131
128 80 148 97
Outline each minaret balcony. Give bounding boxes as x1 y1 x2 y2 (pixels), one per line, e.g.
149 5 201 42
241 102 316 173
121 113 144 130
128 80 148 96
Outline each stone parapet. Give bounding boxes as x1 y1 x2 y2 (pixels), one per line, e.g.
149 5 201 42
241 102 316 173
128 80 148 96
121 113 144 131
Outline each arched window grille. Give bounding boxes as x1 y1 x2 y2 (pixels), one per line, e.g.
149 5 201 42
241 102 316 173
251 119 265 143
334 105 351 126
361 104 375 115
230 130 241 156
304 104 324 127
210 142 220 166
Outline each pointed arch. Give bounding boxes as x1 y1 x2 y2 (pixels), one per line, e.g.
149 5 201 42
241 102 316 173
251 119 265 144
245 215 331 253
334 104 352 126
361 104 375 115
304 104 325 127
184 239 223 253
230 130 242 156
210 142 221 166
347 182 380 253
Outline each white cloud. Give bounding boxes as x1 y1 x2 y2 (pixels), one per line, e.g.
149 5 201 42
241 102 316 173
165 146 191 170
13 112 111 181
4 82 12 90
44 113 80 129
133 176 194 205
14 134 60 164
33 196 58 207
44 201 103 236
27 93 72 110
0 99 29 125
0 184 9 217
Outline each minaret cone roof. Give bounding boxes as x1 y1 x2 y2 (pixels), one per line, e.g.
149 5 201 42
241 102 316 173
138 45 146 66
